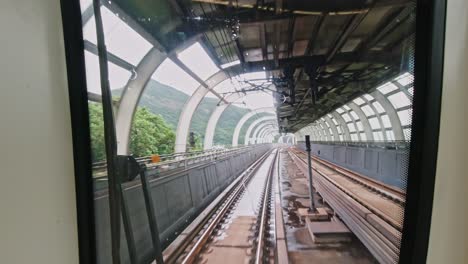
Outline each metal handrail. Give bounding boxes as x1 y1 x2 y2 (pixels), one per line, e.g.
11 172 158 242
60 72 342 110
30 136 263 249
92 145 251 170
297 140 410 149
92 144 272 178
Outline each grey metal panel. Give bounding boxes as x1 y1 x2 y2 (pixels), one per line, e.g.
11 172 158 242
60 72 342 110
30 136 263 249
296 142 408 189
349 147 363 167
396 152 409 189
188 168 207 204
94 145 272 264
378 151 398 184
364 149 379 174
165 175 193 223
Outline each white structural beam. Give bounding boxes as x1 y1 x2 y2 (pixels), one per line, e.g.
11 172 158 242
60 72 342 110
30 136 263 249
332 111 351 140
264 129 279 143
348 102 374 140
252 121 278 144
203 92 244 150
251 122 278 144
174 64 248 152
371 90 404 140
244 116 276 145
258 128 277 143
203 104 229 150
260 132 275 143
114 34 202 154
258 127 277 142
115 48 166 154
362 95 388 141
324 115 339 140
258 127 276 140
232 107 276 146
317 119 331 141
174 69 237 153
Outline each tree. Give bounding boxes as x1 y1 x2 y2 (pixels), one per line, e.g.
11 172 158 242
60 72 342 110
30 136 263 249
88 103 175 162
187 132 203 152
88 103 106 162
129 107 175 157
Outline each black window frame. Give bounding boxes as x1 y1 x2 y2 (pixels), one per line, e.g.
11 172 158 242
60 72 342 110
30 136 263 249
59 0 447 262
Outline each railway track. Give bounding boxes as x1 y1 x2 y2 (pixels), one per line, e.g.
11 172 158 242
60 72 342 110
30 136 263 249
163 149 279 264
288 148 405 264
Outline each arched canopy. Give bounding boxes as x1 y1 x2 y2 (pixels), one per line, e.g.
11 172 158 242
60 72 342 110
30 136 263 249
81 1 275 154
232 107 276 147
296 72 414 143
251 121 278 144
203 91 272 150
80 0 417 155
244 116 277 145
173 65 244 152
258 127 278 143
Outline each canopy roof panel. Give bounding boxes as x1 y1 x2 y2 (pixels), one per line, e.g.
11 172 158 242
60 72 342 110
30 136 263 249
82 0 416 145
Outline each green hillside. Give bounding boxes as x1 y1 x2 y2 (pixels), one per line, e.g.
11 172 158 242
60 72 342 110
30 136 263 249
132 79 260 146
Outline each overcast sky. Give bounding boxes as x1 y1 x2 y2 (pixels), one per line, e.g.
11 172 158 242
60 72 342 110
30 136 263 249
81 2 274 109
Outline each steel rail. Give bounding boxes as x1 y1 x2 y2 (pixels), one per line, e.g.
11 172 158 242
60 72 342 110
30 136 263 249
254 149 278 264
292 148 405 228
165 149 274 264
288 148 401 264
311 155 405 203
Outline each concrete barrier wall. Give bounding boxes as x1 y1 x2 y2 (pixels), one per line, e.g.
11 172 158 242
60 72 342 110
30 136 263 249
94 145 271 263
296 142 409 190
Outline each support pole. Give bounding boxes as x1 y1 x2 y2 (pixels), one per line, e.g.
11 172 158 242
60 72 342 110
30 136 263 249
140 165 165 264
93 0 121 262
305 135 316 212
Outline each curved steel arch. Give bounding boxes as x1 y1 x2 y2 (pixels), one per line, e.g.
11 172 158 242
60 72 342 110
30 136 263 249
258 128 278 143
251 121 278 144
253 122 278 144
258 127 278 142
203 104 230 150
317 119 331 141
232 107 276 147
254 125 278 144
343 106 362 141
115 48 166 154
348 102 374 140
244 116 276 145
261 129 279 143
251 122 279 144
313 125 323 141
361 94 388 141
112 32 245 154
324 115 339 141
332 111 351 140
370 90 404 140
174 66 243 152
115 36 206 154
294 85 409 143
202 91 245 150
204 90 275 149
